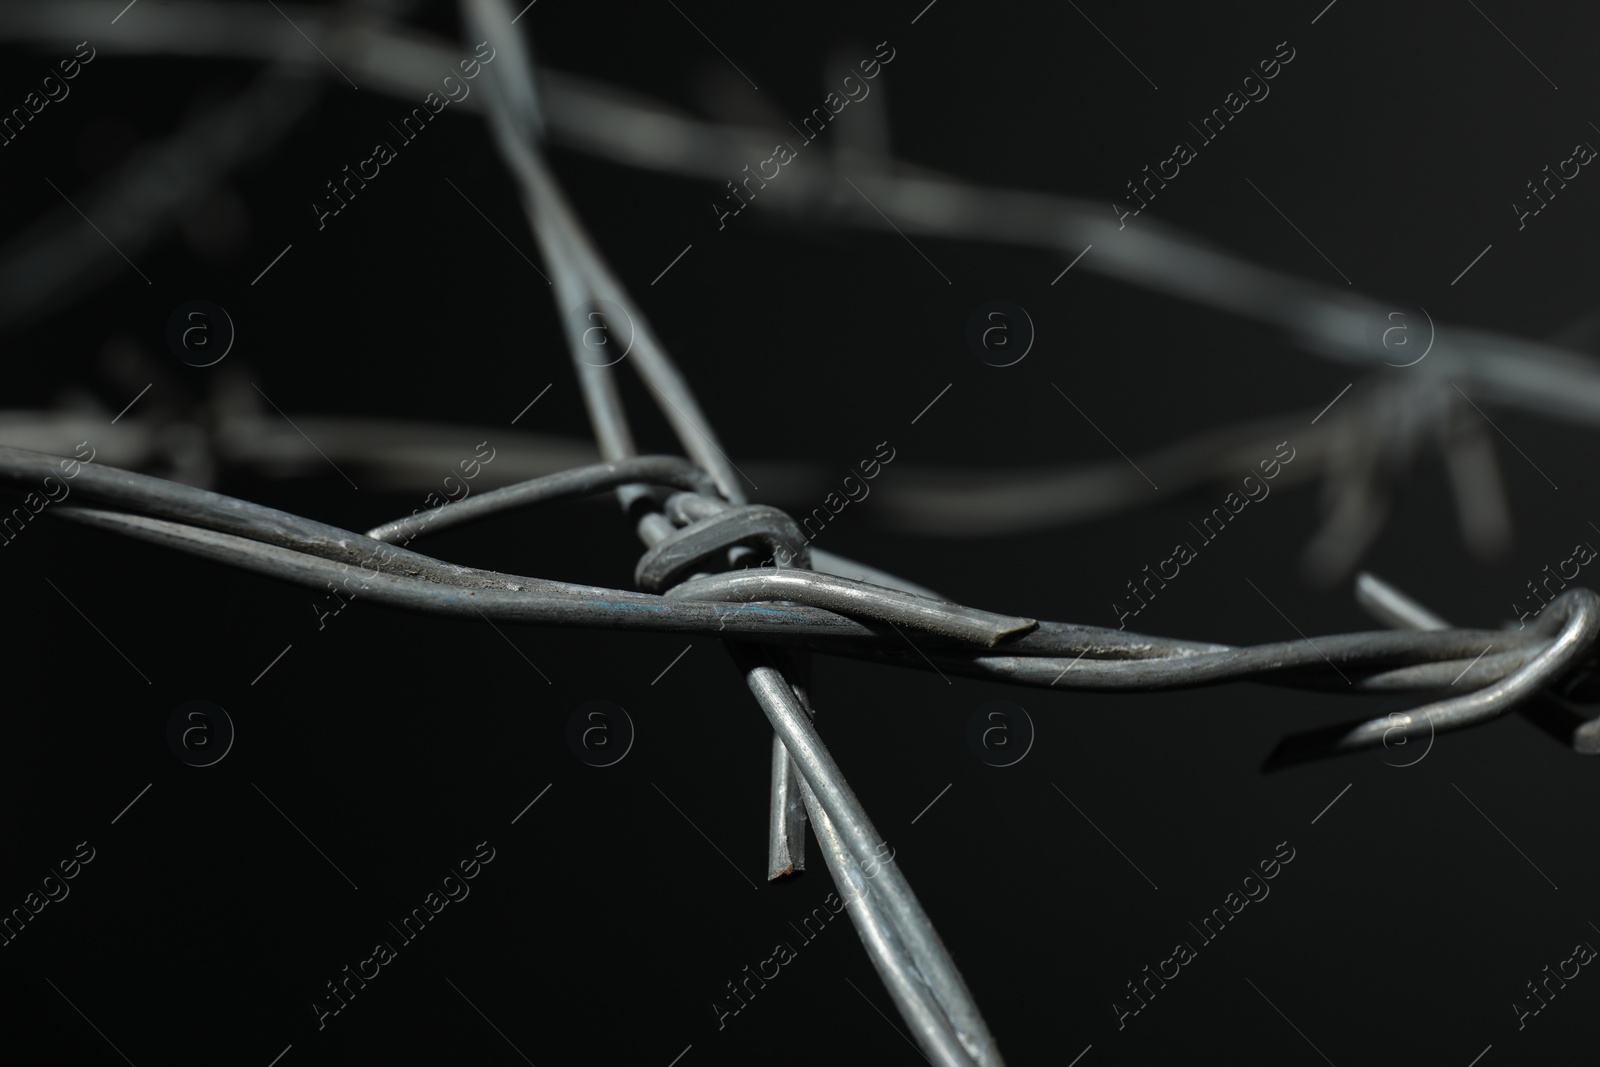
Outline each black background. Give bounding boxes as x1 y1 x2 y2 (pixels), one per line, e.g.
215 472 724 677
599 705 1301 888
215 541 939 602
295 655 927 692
2 1 1599 1064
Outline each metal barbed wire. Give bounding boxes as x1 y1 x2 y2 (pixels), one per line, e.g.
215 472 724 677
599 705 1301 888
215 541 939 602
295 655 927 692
5 2 1600 586
7 3 1600 1063
6 442 1600 1059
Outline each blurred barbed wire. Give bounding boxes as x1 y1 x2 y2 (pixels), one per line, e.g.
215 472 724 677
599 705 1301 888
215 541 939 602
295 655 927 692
4 2 1598 585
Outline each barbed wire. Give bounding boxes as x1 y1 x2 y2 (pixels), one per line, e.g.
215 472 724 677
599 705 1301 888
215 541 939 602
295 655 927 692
7 438 1600 1059
6 2 1600 1064
6 3 1600 585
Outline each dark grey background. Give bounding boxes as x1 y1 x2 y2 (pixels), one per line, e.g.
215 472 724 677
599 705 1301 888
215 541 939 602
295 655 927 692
1 1 1598 1064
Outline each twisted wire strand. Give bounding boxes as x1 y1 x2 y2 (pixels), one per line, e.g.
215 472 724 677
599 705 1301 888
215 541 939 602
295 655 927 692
15 444 1599 1064
458 3 1001 1058
460 0 877 965
8 441 1583 689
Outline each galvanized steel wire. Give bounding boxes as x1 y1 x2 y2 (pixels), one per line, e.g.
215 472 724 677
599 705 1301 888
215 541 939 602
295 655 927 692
5 4 1600 1065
